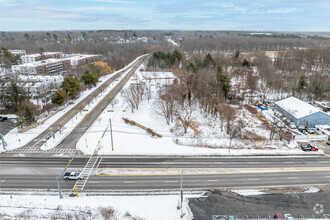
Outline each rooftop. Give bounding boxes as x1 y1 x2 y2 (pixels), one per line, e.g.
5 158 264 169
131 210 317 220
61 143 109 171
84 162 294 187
275 96 321 119
21 52 62 58
13 58 68 67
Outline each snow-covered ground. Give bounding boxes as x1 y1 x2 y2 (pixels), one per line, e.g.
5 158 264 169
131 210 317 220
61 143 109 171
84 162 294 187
231 189 266 196
0 193 195 220
76 62 318 156
1 55 146 152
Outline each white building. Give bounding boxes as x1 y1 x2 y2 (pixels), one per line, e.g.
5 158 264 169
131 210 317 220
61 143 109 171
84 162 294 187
68 54 98 66
21 52 62 64
17 74 64 98
9 50 26 57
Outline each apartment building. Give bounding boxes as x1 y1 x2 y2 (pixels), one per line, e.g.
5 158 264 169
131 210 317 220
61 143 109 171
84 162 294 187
21 52 63 64
69 54 98 66
11 58 71 75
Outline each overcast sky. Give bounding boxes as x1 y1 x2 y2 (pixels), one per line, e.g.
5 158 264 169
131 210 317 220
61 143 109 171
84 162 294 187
1 0 329 32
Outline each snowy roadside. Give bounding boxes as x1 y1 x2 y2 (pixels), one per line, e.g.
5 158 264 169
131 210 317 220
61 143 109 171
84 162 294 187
1 54 147 152
0 193 197 220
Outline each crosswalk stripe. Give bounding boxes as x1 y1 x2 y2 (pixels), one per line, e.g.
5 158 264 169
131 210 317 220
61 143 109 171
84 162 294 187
5 148 76 154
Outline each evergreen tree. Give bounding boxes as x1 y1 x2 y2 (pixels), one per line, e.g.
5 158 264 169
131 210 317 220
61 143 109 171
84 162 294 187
6 81 26 111
297 74 308 91
216 66 231 101
203 53 215 67
242 59 250 67
52 89 66 105
17 104 36 128
81 71 99 86
62 77 81 99
234 50 240 59
172 50 183 62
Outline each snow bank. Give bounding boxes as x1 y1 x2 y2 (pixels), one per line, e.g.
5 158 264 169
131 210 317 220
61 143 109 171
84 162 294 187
0 194 195 220
231 189 266 196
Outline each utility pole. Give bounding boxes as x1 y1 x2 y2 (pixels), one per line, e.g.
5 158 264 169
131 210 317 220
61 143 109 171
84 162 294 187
109 118 114 151
178 169 185 218
56 153 76 198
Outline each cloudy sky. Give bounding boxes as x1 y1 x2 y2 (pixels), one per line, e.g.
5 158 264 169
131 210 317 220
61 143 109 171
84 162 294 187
0 0 329 31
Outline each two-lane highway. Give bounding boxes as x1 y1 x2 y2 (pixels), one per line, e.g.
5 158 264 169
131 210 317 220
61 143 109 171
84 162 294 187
20 55 146 150
1 156 330 191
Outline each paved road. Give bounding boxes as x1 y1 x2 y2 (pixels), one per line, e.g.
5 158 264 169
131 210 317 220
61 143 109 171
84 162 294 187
1 156 330 191
21 56 145 150
57 58 145 149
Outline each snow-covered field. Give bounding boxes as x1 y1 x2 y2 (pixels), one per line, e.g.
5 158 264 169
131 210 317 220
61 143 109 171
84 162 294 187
75 62 319 156
1 55 146 152
0 193 195 220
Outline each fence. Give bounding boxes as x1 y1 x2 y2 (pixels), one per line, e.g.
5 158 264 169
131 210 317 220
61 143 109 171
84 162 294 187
295 134 328 142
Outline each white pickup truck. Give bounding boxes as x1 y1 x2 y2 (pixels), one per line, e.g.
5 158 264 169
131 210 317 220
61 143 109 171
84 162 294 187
63 172 84 180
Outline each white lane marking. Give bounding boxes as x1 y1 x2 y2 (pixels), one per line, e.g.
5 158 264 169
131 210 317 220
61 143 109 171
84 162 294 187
248 178 259 181
165 181 178 183
0 179 6 183
207 180 218 182
318 161 328 164
287 177 298 179
326 176 330 178
283 162 294 164
123 181 135 184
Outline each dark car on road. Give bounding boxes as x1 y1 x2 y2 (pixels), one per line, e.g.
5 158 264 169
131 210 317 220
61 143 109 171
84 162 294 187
301 143 318 151
0 116 8 122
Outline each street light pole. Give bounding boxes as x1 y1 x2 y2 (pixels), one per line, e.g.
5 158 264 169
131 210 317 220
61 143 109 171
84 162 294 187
109 118 114 151
56 153 76 198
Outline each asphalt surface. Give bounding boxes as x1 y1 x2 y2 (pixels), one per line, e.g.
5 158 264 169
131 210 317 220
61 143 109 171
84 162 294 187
189 189 330 219
21 56 145 150
0 118 16 136
1 156 330 191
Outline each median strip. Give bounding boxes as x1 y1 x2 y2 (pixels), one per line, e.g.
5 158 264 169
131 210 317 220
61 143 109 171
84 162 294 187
95 167 330 176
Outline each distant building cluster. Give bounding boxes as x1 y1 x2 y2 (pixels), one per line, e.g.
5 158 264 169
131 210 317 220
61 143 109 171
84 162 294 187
11 51 98 75
1 50 99 104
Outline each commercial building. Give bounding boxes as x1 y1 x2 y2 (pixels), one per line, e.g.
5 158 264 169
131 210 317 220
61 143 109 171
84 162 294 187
275 97 330 128
11 59 71 75
21 52 63 64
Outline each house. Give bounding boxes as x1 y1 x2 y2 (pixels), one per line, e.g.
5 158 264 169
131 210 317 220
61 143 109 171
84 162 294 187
275 97 330 128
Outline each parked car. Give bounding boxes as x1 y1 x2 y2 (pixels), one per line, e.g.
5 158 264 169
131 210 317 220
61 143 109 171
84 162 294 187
326 140 330 145
274 213 283 219
284 214 294 220
289 123 296 129
63 172 84 180
0 116 7 122
306 128 317 135
301 143 319 151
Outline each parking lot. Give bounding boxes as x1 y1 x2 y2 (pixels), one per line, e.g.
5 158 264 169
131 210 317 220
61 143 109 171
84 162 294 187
0 117 16 135
309 140 330 155
189 187 330 220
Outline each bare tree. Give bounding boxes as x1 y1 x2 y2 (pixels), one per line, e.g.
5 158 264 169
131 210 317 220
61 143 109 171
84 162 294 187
110 97 118 108
228 119 244 147
176 101 194 133
121 87 135 113
153 88 176 125
121 81 146 113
